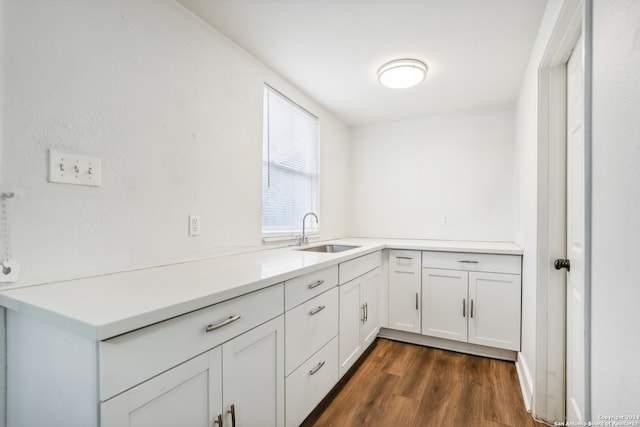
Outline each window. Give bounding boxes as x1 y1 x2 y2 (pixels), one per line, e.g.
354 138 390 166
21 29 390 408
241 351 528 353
262 87 319 235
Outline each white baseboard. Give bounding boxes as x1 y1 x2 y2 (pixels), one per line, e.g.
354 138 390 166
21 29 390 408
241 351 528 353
377 328 517 361
515 352 534 413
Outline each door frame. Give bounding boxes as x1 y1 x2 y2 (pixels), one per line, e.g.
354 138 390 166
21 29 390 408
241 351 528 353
536 0 592 422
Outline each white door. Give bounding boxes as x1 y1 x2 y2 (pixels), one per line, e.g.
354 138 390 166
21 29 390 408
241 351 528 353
566 31 586 423
338 278 363 377
421 268 468 342
361 268 380 349
388 251 421 333
468 272 521 351
101 349 221 427
222 315 285 427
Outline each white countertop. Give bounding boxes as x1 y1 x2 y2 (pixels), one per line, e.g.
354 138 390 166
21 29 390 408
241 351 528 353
0 238 521 341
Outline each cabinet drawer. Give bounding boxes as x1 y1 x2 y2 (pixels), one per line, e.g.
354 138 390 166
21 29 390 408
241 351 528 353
285 265 338 311
422 251 521 274
99 283 284 401
285 286 338 375
286 336 339 427
389 250 421 274
339 251 381 284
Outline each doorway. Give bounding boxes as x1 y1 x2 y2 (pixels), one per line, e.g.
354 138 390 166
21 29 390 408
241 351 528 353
534 0 590 423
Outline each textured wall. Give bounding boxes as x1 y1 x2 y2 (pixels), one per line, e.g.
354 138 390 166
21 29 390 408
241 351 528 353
0 0 351 286
350 107 516 242
590 0 640 415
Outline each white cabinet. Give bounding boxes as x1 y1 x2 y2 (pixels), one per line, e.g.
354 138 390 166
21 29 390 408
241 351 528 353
6 284 284 427
338 252 381 378
421 252 522 351
221 316 285 427
102 315 285 427
284 267 339 427
102 349 218 427
285 336 339 427
388 250 421 333
468 272 522 350
422 268 468 341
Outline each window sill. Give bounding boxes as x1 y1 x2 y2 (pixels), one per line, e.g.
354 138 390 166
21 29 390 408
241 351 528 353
262 233 319 243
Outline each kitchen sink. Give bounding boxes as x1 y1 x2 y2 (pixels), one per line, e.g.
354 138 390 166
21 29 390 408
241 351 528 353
297 244 360 253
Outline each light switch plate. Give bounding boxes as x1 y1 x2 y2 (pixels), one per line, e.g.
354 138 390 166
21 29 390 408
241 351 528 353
48 149 102 187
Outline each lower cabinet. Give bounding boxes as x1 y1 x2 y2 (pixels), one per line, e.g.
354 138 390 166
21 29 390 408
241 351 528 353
422 268 521 351
338 267 380 377
285 336 339 427
101 315 285 427
388 250 421 333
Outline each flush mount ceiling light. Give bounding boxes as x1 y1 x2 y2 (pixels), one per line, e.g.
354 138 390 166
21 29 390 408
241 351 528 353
377 59 428 89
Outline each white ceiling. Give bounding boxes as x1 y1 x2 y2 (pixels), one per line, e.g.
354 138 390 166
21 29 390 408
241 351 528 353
178 0 548 126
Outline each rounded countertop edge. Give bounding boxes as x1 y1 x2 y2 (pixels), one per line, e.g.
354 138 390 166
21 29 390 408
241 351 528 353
0 238 522 340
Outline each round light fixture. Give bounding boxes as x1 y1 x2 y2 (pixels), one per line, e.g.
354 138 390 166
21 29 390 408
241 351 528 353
377 59 427 89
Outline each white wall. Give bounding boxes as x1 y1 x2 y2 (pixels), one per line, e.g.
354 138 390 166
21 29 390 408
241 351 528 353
513 0 565 413
350 108 516 242
590 0 640 415
0 0 351 286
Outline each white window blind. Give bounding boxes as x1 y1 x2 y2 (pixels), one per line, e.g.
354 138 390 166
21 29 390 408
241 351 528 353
262 87 319 234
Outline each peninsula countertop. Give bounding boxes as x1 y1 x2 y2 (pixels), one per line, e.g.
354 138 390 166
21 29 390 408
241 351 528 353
0 238 522 341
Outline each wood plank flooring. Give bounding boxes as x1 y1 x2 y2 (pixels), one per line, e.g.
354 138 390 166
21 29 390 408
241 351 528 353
302 339 547 427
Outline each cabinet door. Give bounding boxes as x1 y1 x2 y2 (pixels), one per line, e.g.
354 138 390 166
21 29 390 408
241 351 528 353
468 272 521 351
421 268 468 342
222 315 285 427
101 349 222 427
338 278 363 378
388 252 421 332
361 268 380 350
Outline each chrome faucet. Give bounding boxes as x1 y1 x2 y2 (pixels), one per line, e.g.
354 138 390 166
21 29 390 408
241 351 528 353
297 212 318 246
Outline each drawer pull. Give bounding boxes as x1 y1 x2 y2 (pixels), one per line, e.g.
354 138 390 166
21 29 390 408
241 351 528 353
205 315 241 332
309 360 326 376
396 256 413 260
228 404 236 427
462 299 466 317
214 413 223 426
459 260 479 264
308 279 325 289
309 305 326 316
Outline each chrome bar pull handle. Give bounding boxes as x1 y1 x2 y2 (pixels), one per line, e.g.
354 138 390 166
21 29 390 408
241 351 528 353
227 404 236 427
415 292 419 310
394 270 415 275
364 302 368 322
361 304 366 324
309 305 326 316
309 360 326 376
396 256 413 260
459 260 479 264
205 315 241 333
470 299 474 318
462 299 466 317
308 279 324 289
214 414 223 426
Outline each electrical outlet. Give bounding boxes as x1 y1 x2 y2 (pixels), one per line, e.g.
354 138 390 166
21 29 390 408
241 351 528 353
189 215 201 236
442 214 449 226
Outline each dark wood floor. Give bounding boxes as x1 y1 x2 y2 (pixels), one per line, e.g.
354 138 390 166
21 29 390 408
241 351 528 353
302 339 547 427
